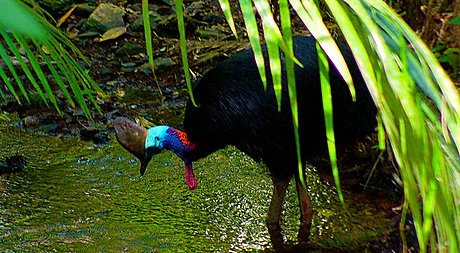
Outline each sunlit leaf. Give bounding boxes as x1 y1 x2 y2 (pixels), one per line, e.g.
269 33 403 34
0 41 29 103
98 27 127 42
0 29 48 106
217 0 238 38
174 0 197 106
239 0 267 90
289 0 356 100
57 5 78 27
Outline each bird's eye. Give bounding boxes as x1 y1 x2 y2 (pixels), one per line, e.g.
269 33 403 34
155 136 160 141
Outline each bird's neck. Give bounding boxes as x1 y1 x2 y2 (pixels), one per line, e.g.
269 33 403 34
164 128 198 163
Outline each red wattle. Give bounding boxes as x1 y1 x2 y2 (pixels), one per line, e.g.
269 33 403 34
185 163 197 190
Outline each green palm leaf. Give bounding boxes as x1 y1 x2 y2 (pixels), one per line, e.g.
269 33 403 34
0 0 101 118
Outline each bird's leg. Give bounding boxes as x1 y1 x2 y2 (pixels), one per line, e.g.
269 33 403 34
266 176 291 250
295 169 313 246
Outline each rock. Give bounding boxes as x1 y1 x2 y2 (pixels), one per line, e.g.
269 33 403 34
126 3 159 13
115 43 145 56
83 4 125 33
154 58 175 72
39 124 60 134
137 58 175 74
23 115 40 127
0 155 27 174
80 127 110 144
130 12 164 31
202 14 225 24
121 62 137 73
74 5 96 17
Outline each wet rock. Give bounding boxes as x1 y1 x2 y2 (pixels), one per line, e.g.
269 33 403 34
115 43 145 56
0 155 27 174
74 4 96 17
202 14 225 24
137 58 175 74
39 124 60 134
83 4 125 33
23 115 40 127
154 58 175 72
121 62 137 73
80 127 110 144
130 12 164 31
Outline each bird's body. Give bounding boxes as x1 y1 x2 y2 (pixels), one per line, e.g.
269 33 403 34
183 36 376 180
115 36 376 250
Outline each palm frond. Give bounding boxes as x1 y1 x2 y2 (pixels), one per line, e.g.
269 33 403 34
0 0 101 118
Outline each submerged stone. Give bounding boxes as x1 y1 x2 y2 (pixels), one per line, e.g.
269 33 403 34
0 155 27 174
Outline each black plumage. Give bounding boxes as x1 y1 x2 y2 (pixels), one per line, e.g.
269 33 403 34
185 36 375 178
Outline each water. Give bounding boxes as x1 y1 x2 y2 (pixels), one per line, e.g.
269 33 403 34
0 120 391 252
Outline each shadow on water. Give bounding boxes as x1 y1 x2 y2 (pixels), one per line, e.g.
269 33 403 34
0 117 394 252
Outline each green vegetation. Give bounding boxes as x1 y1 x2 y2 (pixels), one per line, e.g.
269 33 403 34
0 0 101 117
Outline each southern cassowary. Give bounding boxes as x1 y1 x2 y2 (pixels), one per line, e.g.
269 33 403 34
114 36 376 250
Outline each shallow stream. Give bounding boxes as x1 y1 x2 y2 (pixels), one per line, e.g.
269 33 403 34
0 117 392 252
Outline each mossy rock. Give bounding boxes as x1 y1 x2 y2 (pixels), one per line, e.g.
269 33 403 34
82 3 125 33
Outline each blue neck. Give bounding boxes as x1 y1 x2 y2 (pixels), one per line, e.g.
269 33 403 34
163 128 197 164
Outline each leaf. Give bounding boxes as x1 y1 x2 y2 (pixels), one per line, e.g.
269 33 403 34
98 27 127 42
290 0 356 100
449 17 460 24
217 0 238 38
57 5 78 27
239 0 267 90
0 0 47 39
174 0 197 106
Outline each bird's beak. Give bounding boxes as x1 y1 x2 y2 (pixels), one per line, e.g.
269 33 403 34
114 117 151 175
139 147 160 176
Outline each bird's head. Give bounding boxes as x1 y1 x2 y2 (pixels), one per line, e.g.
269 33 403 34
142 125 169 175
114 117 198 190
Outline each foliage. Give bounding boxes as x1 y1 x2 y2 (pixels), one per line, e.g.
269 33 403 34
147 0 460 252
433 41 460 79
0 0 101 117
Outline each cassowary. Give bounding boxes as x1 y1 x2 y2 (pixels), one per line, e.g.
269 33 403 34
114 36 376 250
